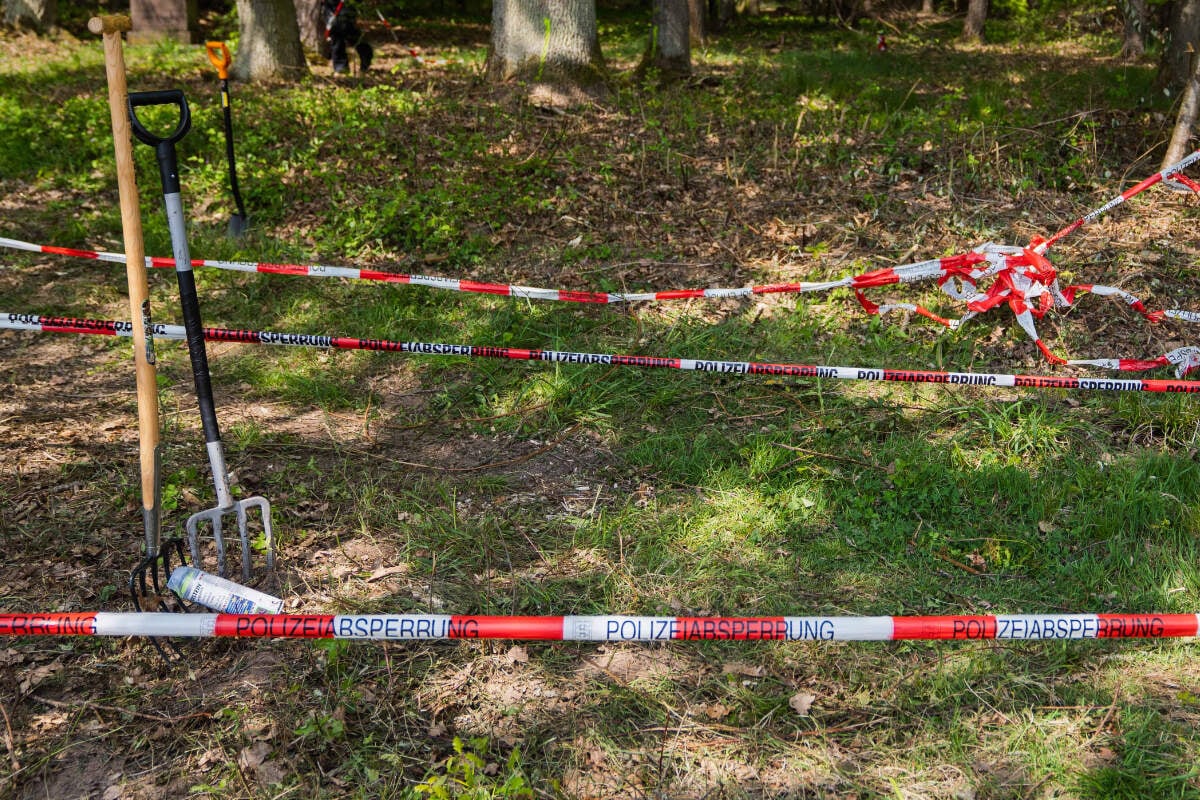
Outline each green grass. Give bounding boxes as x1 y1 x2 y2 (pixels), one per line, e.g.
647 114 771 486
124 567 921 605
2 2 1200 798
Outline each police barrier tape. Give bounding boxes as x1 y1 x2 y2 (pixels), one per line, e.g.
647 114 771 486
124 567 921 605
2 149 1195 306
5 311 1200 393
1 611 1197 642
2 148 1197 368
1034 147 1200 253
0 232 993 304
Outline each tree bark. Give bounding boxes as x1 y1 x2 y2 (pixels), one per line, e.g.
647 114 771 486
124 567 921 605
710 0 735 31
641 0 691 79
1158 0 1200 95
687 0 705 44
295 0 326 57
233 0 309 82
487 0 606 102
1163 47 1200 168
3 0 56 31
1120 0 1148 60
962 0 987 42
921 0 935 14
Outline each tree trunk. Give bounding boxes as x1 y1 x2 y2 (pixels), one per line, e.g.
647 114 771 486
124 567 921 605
487 0 606 102
962 0 987 42
710 0 735 31
641 0 691 79
295 0 327 58
3 0 56 31
1120 0 1148 60
1158 0 1200 95
233 0 309 82
1163 47 1200 167
687 0 705 45
921 0 935 14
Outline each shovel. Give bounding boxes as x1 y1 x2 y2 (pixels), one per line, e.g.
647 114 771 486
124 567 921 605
204 42 249 237
90 14 190 664
128 89 275 582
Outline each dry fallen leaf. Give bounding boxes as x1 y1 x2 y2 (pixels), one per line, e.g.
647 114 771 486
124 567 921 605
721 662 766 678
366 564 408 583
505 645 529 664
704 703 730 719
238 741 271 772
428 721 447 737
789 691 816 716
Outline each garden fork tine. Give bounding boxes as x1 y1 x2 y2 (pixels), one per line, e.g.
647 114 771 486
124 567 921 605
128 89 275 583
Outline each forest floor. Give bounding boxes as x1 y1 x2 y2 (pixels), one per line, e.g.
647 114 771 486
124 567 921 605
2 5 1200 799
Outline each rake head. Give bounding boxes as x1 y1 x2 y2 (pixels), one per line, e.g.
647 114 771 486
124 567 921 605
129 536 191 665
186 495 275 582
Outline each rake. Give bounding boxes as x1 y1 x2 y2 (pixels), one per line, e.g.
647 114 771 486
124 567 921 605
127 88 275 582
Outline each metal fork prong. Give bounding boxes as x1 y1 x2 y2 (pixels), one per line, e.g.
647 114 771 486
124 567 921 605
235 496 274 581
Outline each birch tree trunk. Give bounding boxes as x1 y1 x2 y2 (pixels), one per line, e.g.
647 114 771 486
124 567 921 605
1163 49 1200 168
488 0 606 103
641 0 691 79
962 0 987 42
233 0 309 82
3 0 56 31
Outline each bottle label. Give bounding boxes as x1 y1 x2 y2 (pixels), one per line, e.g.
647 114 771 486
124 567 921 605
167 566 284 614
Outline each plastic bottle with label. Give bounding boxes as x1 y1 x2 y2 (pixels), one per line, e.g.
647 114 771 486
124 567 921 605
167 565 283 614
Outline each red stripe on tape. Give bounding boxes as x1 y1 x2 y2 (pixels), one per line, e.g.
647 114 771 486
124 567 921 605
557 290 613 303
465 616 565 639
1095 614 1198 638
851 268 899 288
256 263 312 276
214 614 336 638
0 612 97 636
42 246 99 260
892 615 996 640
459 280 512 297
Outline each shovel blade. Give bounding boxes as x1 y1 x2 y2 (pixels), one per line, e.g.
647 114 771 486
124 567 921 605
227 213 250 238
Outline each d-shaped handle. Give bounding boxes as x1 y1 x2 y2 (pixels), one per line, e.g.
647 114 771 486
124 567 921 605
128 89 192 195
205 42 231 80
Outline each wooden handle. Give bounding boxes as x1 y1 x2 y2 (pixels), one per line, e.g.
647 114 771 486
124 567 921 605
95 13 163 548
88 15 131 35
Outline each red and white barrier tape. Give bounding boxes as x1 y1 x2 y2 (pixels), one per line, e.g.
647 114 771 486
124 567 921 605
1 611 1196 642
0 233 996 304
1035 148 1200 252
5 311 1200 390
2 147 1196 365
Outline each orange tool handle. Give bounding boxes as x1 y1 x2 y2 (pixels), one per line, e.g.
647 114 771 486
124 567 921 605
205 41 231 80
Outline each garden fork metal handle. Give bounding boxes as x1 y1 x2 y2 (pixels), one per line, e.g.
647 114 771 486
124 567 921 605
128 89 234 511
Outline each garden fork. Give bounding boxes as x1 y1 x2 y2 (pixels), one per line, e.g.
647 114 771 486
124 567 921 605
128 89 275 582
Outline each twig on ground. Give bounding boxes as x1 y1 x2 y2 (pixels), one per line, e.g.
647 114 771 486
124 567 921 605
0 699 18 771
31 694 213 724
